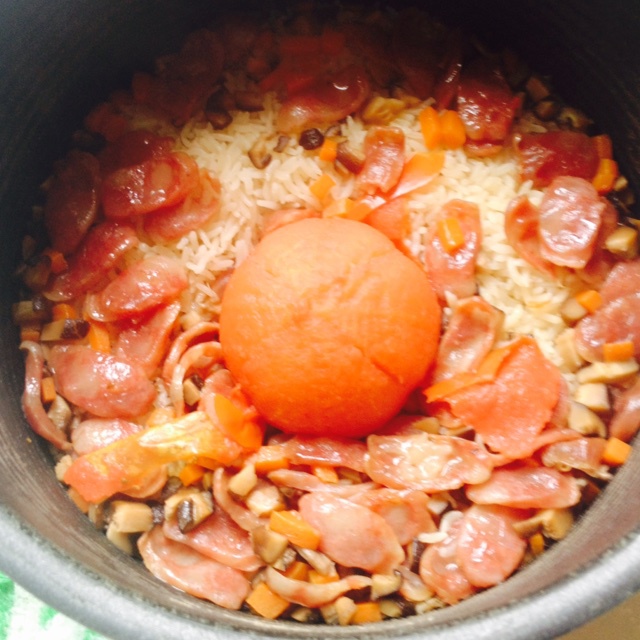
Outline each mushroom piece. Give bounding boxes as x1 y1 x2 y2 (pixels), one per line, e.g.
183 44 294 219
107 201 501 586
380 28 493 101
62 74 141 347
264 566 372 608
573 383 610 413
228 463 258 498
295 546 337 577
605 226 639 259
248 134 272 169
512 508 574 540
554 328 584 372
40 318 90 341
371 571 403 600
164 487 214 533
361 96 406 125
251 524 288 565
568 400 607 437
576 359 640 384
110 500 154 534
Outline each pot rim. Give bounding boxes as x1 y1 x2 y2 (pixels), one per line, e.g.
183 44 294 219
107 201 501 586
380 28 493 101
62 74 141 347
2 501 640 640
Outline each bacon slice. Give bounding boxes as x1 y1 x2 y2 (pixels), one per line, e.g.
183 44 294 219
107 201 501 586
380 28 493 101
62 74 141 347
419 518 476 605
143 170 221 243
457 58 517 156
49 345 156 419
298 492 405 574
85 255 188 323
541 437 607 476
466 466 581 509
424 199 482 302
433 296 504 382
538 176 606 269
115 301 180 377
350 488 436 545
575 293 640 362
138 526 250 610
283 435 367 472
366 432 493 492
356 126 405 196
456 505 528 589
163 509 263 572
276 65 370 133
44 150 100 255
504 196 556 276
45 221 139 302
610 378 640 442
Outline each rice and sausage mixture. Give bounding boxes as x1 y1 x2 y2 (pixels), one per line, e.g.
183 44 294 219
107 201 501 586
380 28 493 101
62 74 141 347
14 3 640 625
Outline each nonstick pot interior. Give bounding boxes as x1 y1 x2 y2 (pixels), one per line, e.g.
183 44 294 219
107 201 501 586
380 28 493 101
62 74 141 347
1 1 640 639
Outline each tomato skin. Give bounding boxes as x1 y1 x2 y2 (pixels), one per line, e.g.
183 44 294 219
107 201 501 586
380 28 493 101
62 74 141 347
101 151 199 219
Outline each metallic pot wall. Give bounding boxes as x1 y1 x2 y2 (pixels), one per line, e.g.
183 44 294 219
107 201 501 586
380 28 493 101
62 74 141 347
1 1 639 638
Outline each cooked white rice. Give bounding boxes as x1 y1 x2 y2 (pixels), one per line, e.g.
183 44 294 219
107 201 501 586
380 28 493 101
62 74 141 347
127 91 575 374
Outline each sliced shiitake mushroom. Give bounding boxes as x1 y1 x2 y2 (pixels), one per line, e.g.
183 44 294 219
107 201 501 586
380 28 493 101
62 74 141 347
512 508 574 540
40 318 90 341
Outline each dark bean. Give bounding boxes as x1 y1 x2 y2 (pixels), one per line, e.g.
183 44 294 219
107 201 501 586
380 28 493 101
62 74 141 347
299 128 324 150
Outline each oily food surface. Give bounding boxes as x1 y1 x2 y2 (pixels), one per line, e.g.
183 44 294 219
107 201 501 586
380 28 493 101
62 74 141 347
220 217 441 438
12 1 640 627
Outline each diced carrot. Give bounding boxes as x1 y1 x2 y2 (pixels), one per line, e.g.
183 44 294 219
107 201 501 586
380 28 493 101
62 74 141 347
88 321 111 353
592 158 618 194
312 465 339 484
419 106 442 149
42 248 68 275
323 198 355 219
347 198 375 222
178 462 206 487
437 216 465 253
245 581 290 619
592 134 613 160
254 445 290 474
391 150 445 198
20 325 41 342
52 303 77 321
284 560 310 582
214 393 264 450
529 532 545 556
351 601 383 624
440 110 467 149
603 340 635 362
321 27 346 55
602 437 632 466
310 173 336 202
41 376 57 404
425 339 520 403
269 510 321 550
318 137 338 163
575 289 603 313
308 570 339 584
